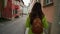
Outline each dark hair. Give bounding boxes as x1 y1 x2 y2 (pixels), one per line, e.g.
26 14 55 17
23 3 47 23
29 2 44 25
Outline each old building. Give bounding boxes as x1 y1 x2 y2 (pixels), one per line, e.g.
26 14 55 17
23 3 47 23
0 0 24 19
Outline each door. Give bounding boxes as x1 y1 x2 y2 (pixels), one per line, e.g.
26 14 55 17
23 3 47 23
0 0 4 17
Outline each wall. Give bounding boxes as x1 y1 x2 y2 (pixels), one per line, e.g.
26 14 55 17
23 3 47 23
51 0 60 34
40 0 54 23
43 5 54 23
2 0 12 19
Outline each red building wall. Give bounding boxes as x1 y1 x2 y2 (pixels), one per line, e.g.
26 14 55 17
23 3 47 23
2 0 12 19
1 0 21 19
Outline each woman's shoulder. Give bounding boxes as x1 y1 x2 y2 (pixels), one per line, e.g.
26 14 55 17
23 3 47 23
42 16 46 20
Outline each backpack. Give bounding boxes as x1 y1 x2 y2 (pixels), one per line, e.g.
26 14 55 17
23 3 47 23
32 17 43 34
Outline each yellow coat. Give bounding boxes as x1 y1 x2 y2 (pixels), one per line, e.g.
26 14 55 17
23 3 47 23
25 16 48 34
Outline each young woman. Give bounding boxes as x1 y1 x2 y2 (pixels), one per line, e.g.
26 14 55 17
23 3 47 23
25 2 48 34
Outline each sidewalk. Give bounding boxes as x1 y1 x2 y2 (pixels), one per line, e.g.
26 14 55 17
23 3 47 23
0 15 27 34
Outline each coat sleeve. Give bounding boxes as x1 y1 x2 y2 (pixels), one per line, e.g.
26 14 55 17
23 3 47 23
42 16 48 29
25 16 30 28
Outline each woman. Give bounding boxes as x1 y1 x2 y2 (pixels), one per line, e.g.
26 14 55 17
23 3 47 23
25 2 48 34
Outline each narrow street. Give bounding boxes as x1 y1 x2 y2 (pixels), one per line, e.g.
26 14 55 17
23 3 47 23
0 0 60 34
0 15 27 34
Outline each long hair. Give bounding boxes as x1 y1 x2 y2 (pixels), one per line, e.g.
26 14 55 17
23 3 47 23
29 2 44 25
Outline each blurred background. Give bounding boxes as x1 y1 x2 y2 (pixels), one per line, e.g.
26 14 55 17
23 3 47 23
0 0 60 34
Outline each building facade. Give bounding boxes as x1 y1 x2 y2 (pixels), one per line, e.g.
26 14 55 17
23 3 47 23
0 0 24 19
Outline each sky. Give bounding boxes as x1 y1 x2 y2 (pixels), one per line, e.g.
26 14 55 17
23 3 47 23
23 0 30 6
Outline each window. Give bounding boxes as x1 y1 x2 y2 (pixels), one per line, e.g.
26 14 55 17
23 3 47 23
4 0 7 7
15 0 20 2
12 10 17 16
44 0 53 5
